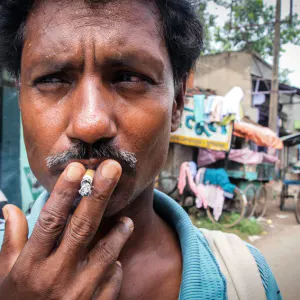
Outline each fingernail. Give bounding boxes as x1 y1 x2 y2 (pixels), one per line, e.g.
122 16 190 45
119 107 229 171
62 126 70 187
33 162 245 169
116 261 122 267
2 206 8 221
67 164 85 182
101 161 121 180
120 217 134 231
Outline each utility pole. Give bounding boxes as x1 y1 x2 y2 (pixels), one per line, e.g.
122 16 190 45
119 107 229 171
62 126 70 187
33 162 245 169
269 0 281 132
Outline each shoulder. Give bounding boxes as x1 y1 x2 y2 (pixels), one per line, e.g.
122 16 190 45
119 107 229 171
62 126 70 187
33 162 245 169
246 243 282 300
197 228 282 300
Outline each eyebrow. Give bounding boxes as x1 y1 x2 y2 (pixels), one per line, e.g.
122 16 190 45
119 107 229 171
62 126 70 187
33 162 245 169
24 50 165 80
100 52 164 73
24 61 84 80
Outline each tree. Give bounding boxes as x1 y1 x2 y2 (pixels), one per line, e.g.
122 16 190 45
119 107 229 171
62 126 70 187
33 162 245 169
191 1 218 53
279 68 293 85
213 0 300 61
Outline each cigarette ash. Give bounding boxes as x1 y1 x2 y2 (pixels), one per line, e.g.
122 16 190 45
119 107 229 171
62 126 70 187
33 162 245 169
79 171 94 197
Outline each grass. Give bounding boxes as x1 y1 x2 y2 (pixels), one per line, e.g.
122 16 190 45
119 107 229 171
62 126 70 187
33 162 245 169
190 212 263 241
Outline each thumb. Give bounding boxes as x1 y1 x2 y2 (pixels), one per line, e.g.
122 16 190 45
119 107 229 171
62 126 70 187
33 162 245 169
0 205 28 274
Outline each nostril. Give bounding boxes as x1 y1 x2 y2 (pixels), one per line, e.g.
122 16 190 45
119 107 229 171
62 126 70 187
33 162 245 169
67 112 116 145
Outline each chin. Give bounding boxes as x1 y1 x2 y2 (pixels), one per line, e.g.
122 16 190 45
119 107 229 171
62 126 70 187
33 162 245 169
103 187 135 218
103 178 154 218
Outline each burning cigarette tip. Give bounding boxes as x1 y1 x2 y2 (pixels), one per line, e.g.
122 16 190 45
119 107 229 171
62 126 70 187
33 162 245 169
79 169 95 197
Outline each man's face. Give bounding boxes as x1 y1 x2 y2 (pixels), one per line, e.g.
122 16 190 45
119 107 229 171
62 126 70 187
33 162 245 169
19 0 183 215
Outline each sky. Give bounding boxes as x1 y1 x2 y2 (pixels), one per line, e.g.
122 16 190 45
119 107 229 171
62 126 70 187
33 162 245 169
207 0 300 88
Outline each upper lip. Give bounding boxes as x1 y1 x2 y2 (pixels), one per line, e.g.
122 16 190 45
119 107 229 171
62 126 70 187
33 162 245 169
52 158 110 174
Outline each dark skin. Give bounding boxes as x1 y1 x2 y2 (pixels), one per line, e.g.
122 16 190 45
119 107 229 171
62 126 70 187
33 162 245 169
0 0 185 299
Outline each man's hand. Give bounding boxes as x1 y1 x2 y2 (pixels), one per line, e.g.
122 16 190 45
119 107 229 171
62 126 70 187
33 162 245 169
0 205 28 284
0 160 133 299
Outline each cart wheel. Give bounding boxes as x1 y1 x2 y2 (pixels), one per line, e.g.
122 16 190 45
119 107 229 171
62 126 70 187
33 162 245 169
155 176 178 198
295 192 300 224
243 184 257 218
206 188 247 228
280 185 287 211
254 186 268 218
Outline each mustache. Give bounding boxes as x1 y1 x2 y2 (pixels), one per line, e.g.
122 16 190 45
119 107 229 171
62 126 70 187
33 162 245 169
46 141 137 175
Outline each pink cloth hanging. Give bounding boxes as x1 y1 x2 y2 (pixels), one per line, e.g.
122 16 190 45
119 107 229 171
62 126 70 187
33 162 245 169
194 168 208 209
178 162 198 195
197 148 279 168
178 163 208 209
195 185 224 221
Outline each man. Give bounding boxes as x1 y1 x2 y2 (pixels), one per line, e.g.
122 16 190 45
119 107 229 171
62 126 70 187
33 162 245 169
0 0 281 299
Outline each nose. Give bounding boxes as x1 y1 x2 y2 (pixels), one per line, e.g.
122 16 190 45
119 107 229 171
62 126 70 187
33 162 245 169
66 76 117 145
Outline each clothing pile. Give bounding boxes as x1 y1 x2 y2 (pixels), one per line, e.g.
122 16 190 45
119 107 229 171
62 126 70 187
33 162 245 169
178 162 236 221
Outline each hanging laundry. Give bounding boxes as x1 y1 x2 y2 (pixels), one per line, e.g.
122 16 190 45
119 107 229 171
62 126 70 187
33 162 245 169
197 148 279 168
253 94 266 106
222 87 244 122
197 148 225 167
209 96 223 123
194 94 205 124
205 185 225 221
194 168 208 209
204 95 215 122
195 168 206 185
194 184 208 210
229 148 279 165
189 161 198 178
220 114 236 126
204 168 236 196
206 185 223 221
194 95 211 137
178 162 197 195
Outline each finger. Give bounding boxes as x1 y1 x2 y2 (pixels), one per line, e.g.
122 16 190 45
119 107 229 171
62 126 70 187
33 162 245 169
59 160 122 257
0 205 28 275
27 163 85 259
92 262 123 300
84 217 133 277
68 218 132 298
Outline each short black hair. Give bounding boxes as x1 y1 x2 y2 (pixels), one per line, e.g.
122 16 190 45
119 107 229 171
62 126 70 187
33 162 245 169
0 0 203 85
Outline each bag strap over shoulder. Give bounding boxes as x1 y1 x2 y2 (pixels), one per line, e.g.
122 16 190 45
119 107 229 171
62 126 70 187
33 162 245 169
199 228 266 300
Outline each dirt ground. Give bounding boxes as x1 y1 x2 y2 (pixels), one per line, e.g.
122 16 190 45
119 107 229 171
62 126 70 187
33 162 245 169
250 189 300 300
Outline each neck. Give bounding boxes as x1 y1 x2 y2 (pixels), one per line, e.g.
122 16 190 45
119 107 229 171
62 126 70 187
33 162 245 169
91 185 183 299
115 184 160 261
90 184 166 260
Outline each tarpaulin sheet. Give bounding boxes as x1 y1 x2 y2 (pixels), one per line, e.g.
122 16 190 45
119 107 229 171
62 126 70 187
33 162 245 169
233 122 283 150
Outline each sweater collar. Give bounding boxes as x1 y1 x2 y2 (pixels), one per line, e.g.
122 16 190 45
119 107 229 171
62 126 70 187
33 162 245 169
153 190 226 300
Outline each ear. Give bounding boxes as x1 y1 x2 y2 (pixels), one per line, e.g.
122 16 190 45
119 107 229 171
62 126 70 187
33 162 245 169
15 79 21 110
171 80 186 132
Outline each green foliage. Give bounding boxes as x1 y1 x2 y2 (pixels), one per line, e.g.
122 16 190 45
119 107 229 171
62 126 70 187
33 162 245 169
279 68 294 85
193 1 218 53
191 213 263 241
212 0 300 60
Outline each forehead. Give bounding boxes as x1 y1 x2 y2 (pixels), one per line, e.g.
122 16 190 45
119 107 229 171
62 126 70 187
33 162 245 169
23 0 167 68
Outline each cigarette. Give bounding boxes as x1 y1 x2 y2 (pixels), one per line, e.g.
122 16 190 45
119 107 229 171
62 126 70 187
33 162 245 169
79 169 95 197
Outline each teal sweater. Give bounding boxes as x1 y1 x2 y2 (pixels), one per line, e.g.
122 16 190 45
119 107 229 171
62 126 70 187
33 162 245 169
0 190 281 299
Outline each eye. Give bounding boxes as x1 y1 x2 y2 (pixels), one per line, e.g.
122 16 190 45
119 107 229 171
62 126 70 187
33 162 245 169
113 72 153 84
118 74 142 82
33 74 72 92
35 75 63 85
